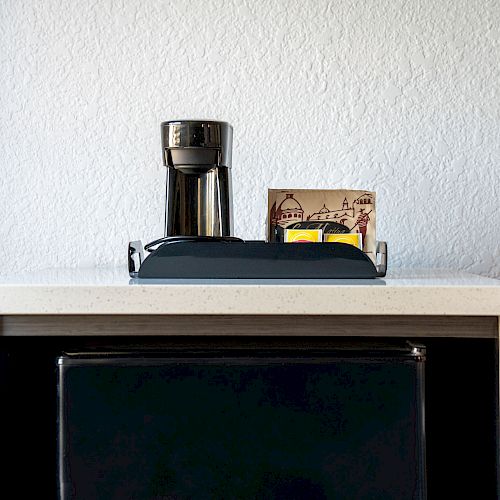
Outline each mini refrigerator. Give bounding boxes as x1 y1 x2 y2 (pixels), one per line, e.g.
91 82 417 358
58 343 426 499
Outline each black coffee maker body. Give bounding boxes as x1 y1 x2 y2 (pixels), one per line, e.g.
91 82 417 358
161 120 233 238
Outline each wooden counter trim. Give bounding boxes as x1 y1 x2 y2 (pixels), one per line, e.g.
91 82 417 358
1 315 497 338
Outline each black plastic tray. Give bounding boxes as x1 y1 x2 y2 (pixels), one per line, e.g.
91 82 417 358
128 239 387 279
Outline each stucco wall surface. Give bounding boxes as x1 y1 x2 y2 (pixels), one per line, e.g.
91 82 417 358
1 0 499 277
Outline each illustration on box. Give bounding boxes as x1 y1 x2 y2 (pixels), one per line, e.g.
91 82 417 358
268 189 376 262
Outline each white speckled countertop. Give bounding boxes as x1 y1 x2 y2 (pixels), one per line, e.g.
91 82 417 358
0 268 499 316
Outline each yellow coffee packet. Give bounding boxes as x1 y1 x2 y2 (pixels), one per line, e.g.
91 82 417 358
324 233 363 249
284 229 323 243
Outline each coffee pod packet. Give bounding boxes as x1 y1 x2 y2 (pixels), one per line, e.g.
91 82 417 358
324 233 363 249
284 229 323 243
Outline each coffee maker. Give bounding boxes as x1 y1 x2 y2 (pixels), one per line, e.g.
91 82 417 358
128 120 386 279
161 120 234 238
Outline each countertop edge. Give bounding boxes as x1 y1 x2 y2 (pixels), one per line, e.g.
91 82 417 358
0 285 499 316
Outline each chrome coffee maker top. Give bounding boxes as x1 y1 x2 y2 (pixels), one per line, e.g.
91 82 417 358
161 120 233 172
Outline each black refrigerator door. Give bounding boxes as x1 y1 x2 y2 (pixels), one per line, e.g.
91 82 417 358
58 348 426 500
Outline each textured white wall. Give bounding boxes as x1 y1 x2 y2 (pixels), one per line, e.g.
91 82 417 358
1 0 499 277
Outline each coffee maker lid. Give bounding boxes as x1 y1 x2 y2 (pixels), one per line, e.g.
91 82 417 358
161 120 233 168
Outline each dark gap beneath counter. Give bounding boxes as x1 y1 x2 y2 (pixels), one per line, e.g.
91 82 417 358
0 336 497 499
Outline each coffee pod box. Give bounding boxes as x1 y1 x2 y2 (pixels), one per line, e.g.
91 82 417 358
268 189 376 263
